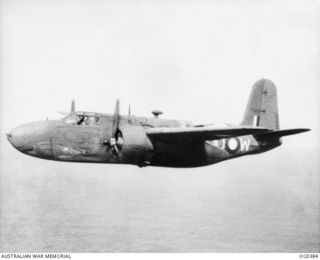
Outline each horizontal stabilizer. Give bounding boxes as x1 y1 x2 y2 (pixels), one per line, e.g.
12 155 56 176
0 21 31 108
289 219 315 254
256 128 310 139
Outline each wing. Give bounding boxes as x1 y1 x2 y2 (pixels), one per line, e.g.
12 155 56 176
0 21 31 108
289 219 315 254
146 126 270 143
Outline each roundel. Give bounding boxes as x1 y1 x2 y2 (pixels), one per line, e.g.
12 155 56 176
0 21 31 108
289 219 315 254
225 138 240 154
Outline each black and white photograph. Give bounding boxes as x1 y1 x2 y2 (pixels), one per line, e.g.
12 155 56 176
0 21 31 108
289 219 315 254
0 0 319 254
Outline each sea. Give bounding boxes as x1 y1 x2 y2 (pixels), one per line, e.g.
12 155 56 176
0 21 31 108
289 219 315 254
0 145 319 252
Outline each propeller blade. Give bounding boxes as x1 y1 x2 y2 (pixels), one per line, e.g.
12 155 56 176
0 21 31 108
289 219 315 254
112 99 120 137
106 145 120 157
113 144 120 155
104 99 122 158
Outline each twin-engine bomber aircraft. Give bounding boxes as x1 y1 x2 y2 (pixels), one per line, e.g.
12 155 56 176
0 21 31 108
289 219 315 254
7 79 310 168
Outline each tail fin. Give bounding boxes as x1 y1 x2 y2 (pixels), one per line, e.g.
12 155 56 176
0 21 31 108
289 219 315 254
241 79 279 130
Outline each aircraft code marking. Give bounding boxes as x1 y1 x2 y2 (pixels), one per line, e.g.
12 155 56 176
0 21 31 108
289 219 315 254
208 137 251 153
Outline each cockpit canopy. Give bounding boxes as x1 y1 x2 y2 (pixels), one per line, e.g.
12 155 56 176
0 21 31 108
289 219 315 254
64 112 100 126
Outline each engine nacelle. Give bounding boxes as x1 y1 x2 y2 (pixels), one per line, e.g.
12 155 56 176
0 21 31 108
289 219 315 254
119 125 154 165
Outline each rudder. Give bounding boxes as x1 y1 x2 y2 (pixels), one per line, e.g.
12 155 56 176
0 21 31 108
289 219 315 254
241 79 279 130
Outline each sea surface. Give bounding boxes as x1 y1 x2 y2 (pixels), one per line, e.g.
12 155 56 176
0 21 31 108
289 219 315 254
0 144 319 252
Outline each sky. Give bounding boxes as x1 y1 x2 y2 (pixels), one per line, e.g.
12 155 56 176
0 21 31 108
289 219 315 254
0 0 319 252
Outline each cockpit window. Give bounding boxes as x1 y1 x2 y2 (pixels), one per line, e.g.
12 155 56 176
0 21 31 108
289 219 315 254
76 114 100 126
64 113 100 126
77 115 87 125
64 114 77 124
87 116 100 125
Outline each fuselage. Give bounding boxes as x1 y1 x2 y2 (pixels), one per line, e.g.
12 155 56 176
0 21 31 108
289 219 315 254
6 111 279 167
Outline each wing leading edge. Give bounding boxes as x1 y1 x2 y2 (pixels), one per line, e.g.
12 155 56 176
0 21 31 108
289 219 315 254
146 126 270 143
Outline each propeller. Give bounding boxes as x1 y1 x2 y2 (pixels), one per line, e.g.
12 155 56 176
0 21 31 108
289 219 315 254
112 99 120 137
104 99 123 157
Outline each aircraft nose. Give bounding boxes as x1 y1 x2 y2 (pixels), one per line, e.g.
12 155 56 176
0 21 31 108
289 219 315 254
6 132 13 146
7 124 34 151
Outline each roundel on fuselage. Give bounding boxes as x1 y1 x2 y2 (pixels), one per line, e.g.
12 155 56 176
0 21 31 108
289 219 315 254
225 137 240 154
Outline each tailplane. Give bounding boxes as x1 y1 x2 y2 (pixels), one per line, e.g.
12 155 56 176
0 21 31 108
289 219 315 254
256 128 310 140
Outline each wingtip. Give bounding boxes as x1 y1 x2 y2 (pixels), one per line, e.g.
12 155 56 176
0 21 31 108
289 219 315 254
291 128 311 133
301 128 311 133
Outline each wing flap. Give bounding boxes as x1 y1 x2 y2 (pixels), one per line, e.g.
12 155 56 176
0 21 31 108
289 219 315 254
146 126 270 143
